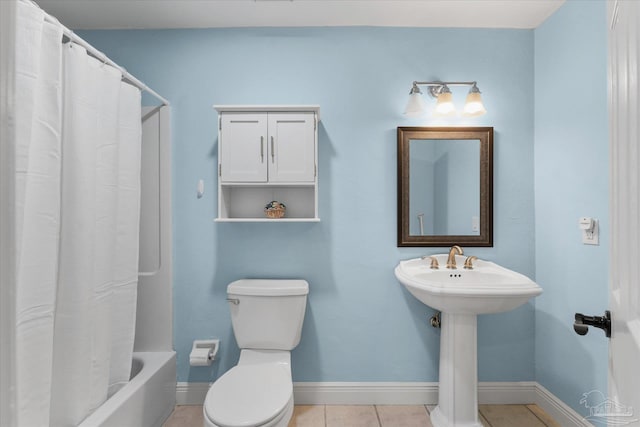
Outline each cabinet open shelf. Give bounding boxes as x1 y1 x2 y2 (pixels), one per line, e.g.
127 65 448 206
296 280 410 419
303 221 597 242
217 184 318 221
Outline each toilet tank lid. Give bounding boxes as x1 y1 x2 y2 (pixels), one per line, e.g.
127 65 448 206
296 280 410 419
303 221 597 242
227 279 309 296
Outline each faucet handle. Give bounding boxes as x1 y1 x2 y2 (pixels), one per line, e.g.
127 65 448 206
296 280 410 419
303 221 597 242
463 256 478 270
429 256 440 269
421 255 440 269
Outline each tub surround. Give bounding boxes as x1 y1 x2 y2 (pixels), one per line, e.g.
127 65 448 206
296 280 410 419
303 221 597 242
78 352 176 427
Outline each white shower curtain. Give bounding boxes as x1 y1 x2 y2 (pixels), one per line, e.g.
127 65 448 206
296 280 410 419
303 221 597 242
9 1 143 426
14 3 63 426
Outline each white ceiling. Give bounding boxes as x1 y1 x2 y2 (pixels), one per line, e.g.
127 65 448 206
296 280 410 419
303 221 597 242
35 0 565 30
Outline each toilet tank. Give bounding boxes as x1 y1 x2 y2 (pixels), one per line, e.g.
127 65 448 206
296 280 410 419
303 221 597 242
227 279 309 350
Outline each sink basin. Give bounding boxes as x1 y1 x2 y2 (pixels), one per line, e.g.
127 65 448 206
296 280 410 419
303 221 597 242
395 254 542 314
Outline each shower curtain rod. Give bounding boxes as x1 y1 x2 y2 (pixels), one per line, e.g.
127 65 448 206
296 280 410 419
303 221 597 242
23 0 170 106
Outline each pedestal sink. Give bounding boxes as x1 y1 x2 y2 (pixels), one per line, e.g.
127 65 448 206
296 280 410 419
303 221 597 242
395 254 542 427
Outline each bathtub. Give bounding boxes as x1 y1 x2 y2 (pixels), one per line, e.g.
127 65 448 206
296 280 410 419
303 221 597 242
78 351 176 427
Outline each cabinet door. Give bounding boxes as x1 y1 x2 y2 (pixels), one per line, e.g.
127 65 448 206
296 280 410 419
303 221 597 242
220 113 267 182
267 113 316 182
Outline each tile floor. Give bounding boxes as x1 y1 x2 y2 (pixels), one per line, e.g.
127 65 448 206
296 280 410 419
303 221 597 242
163 404 560 427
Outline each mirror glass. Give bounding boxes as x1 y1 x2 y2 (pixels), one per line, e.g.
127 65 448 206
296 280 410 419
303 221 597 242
398 127 493 247
409 139 480 236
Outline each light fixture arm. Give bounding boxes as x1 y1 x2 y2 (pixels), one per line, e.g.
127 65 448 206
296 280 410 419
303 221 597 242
412 81 479 98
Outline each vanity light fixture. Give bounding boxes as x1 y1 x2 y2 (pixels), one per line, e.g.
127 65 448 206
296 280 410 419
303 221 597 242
404 81 487 117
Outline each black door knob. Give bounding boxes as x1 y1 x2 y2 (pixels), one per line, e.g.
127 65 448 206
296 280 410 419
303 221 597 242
574 311 611 338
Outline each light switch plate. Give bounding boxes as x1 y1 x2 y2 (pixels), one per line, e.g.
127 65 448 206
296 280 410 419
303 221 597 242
583 219 599 245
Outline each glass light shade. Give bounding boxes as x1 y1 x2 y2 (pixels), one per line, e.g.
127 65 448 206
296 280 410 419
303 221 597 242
434 92 456 116
404 92 426 117
463 91 487 116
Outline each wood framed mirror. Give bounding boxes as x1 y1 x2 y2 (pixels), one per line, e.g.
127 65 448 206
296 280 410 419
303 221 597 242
397 127 493 247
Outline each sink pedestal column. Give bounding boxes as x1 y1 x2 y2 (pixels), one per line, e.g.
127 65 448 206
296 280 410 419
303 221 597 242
430 312 482 427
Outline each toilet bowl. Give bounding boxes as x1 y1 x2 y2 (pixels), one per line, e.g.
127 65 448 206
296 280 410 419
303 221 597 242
204 350 294 427
203 280 308 427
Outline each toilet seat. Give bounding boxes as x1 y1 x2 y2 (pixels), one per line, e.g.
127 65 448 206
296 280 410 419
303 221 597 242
204 363 292 427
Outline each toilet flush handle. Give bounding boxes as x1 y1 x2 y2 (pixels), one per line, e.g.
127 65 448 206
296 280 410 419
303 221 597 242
226 298 240 305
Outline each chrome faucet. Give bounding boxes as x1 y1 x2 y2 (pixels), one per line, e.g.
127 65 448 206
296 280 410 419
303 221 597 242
446 245 464 269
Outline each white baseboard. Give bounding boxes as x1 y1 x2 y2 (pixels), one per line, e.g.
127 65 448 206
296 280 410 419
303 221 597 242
293 382 439 405
176 382 210 405
534 383 593 427
478 381 538 405
176 381 590 426
292 381 538 406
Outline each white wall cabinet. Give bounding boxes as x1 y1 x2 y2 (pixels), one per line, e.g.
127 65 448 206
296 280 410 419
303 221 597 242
214 105 320 222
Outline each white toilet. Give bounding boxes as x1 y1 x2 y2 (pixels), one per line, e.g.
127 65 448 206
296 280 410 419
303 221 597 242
203 279 309 427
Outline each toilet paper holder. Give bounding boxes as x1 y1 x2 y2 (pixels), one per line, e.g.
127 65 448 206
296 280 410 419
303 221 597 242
190 339 220 366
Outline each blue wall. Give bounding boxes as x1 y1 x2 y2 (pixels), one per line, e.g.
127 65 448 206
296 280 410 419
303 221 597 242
80 27 537 384
534 0 608 417
78 2 611 414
